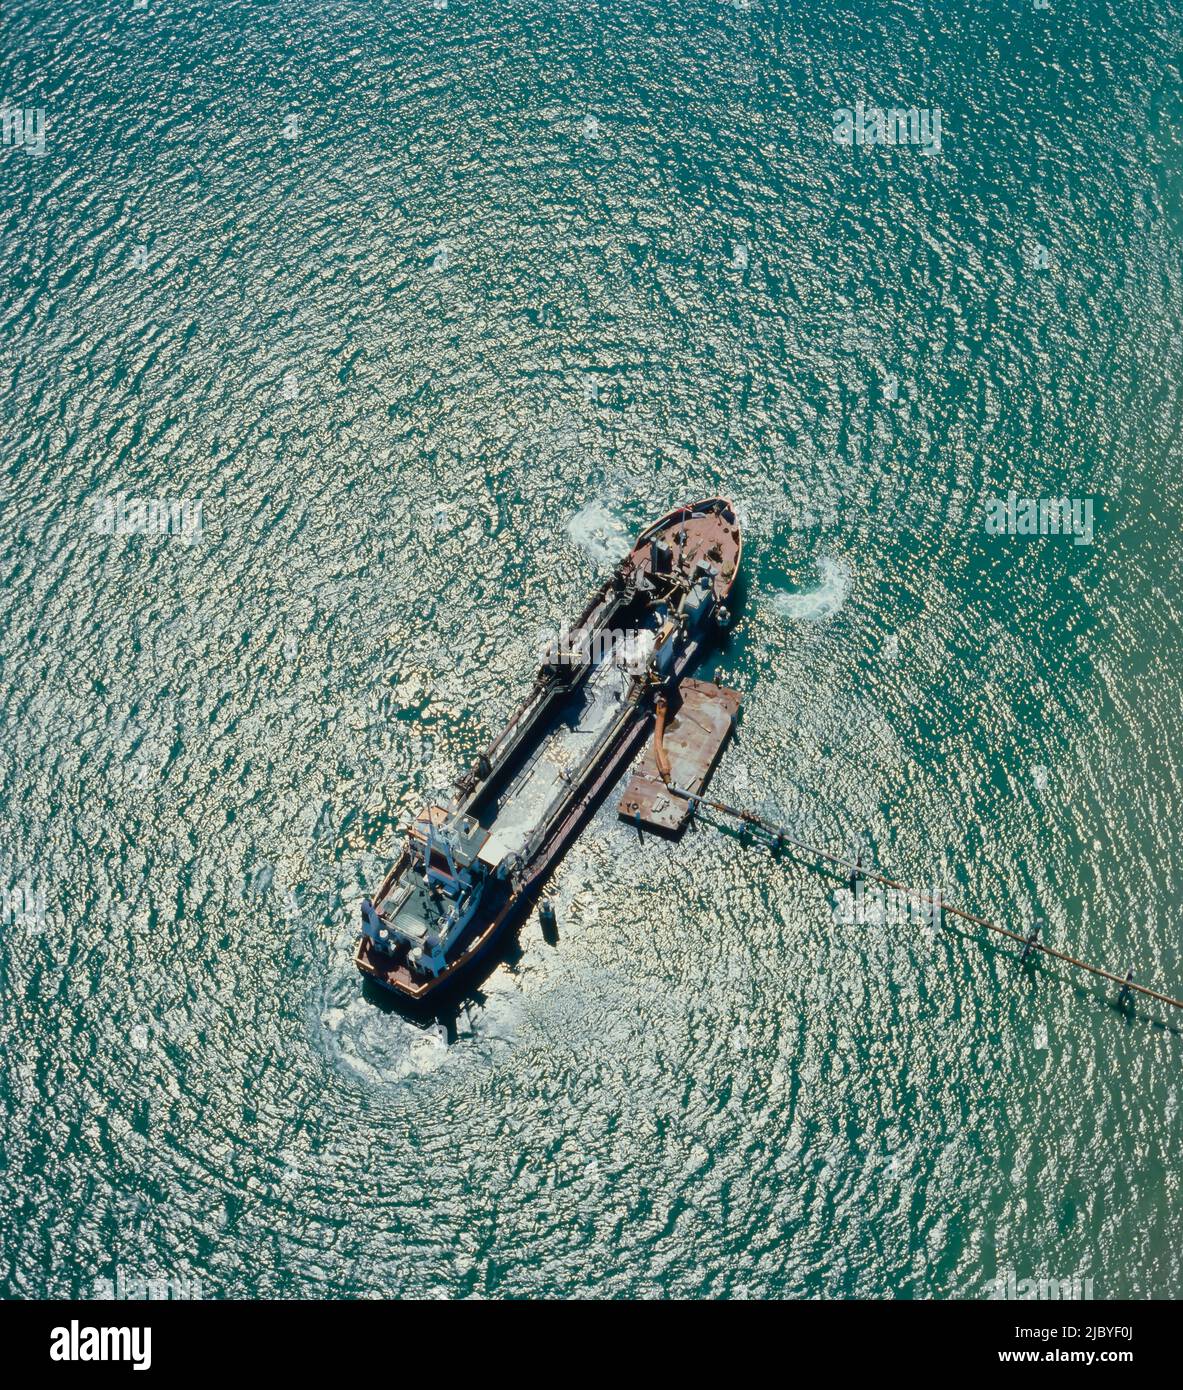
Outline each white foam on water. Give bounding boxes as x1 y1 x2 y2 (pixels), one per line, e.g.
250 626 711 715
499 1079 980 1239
770 557 852 622
566 500 631 566
313 949 530 1088
319 996 452 1084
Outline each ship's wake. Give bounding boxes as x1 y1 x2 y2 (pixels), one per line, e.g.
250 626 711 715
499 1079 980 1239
566 500 631 566
314 944 527 1086
770 557 852 622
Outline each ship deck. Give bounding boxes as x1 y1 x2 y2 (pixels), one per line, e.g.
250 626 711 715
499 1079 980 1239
476 630 641 864
618 678 742 834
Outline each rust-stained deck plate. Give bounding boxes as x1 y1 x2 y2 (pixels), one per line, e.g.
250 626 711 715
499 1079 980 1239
618 678 742 834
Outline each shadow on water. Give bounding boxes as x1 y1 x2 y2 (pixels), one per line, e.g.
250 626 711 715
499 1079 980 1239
696 813 1183 1039
361 972 498 1040
1006 939 1181 1038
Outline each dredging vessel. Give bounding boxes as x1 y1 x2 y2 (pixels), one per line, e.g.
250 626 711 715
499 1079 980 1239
355 498 742 1004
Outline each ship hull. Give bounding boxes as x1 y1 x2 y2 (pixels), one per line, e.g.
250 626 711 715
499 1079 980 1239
355 497 742 1006
356 708 655 1009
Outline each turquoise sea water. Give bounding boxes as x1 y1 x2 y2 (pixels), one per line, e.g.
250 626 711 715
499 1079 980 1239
1 0 1182 1298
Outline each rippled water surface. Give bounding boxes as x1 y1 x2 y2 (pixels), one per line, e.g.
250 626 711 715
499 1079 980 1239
2 0 1182 1298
